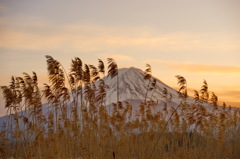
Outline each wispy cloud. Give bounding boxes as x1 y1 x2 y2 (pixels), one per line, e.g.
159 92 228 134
1 16 240 54
147 60 240 75
98 53 134 62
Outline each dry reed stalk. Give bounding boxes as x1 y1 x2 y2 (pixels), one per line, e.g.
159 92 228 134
0 56 240 159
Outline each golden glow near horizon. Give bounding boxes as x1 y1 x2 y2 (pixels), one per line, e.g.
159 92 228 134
0 0 240 116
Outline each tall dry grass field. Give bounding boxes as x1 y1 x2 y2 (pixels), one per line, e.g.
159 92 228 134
0 56 240 159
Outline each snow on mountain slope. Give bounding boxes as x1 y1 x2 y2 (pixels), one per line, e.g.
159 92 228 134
102 67 180 105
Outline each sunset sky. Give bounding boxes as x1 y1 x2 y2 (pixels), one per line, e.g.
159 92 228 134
0 0 239 116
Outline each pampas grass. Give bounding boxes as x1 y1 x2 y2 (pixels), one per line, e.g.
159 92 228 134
0 55 240 159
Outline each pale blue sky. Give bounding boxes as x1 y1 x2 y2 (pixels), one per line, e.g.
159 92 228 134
0 0 240 116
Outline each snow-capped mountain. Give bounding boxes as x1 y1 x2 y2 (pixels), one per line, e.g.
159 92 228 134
102 67 180 105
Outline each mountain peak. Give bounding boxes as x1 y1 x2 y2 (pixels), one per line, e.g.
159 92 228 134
104 66 179 104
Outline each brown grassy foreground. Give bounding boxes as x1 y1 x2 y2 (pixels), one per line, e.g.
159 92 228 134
0 56 240 159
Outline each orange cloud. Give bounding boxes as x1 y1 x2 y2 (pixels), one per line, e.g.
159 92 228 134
1 16 240 53
98 54 134 62
148 60 240 75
